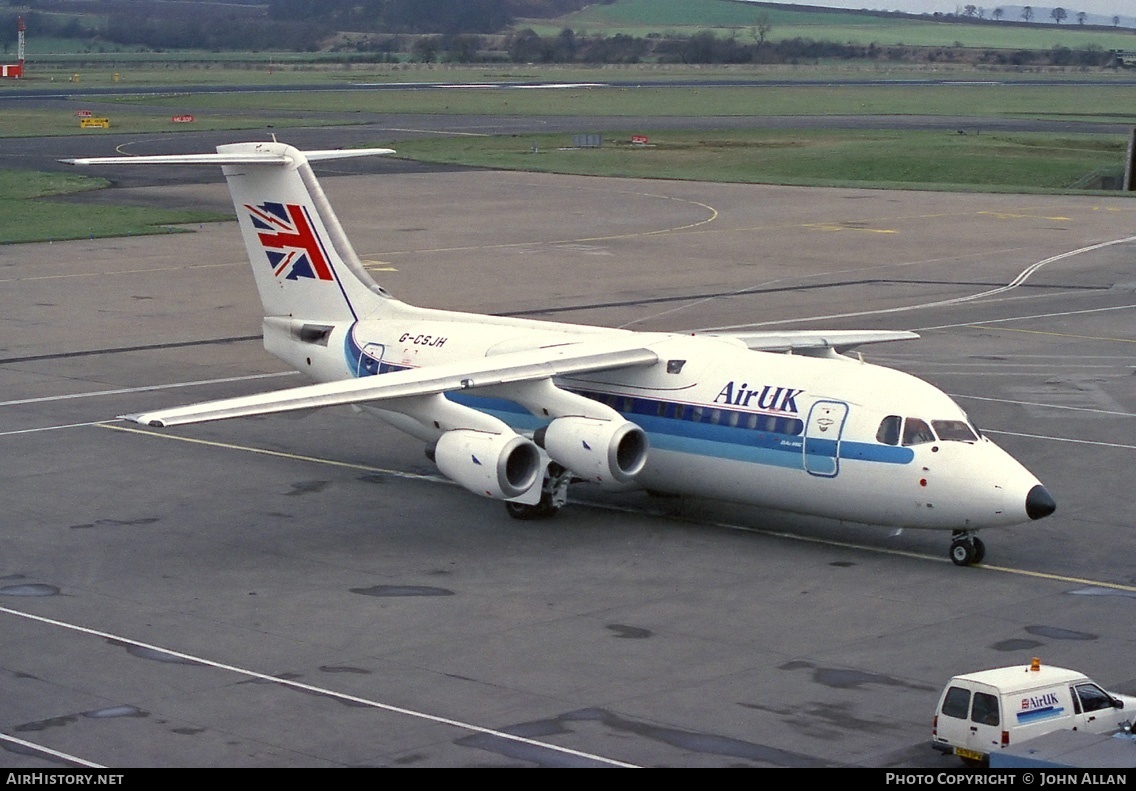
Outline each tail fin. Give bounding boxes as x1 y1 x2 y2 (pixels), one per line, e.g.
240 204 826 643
66 141 395 323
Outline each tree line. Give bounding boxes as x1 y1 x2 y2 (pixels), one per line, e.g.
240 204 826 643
392 29 1115 68
0 6 1117 68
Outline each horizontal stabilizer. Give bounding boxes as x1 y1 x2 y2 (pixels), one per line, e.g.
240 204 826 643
62 148 394 167
124 337 658 427
67 142 400 324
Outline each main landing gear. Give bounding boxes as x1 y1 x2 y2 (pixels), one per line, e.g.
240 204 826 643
504 463 572 521
949 531 986 567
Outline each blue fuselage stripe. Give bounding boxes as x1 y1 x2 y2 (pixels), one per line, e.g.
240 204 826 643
446 392 913 468
345 335 915 470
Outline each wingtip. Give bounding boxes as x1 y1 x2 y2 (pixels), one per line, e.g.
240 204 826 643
120 413 167 428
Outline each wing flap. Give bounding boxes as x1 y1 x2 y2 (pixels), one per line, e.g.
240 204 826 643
125 339 658 427
698 329 918 353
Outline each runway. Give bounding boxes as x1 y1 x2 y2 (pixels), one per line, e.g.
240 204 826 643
2 156 1135 766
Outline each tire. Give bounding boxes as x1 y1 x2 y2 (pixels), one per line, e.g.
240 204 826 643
971 536 986 565
505 497 557 521
950 540 976 566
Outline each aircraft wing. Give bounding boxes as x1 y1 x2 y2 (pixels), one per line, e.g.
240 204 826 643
696 329 918 353
124 338 659 427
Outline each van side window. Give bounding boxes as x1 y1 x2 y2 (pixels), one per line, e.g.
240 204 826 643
941 686 970 719
1075 683 1115 713
971 692 1000 726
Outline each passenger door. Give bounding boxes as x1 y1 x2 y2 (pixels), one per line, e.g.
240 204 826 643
803 400 848 477
1072 683 1127 734
356 342 385 377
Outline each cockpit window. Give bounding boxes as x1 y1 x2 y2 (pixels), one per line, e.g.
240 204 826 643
902 417 936 446
932 420 978 442
876 415 901 446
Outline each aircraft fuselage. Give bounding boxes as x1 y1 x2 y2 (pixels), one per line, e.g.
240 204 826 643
265 311 1047 534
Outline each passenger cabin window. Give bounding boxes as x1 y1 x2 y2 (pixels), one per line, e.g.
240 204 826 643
941 686 970 719
574 389 804 437
877 415 901 446
902 417 936 446
971 692 1000 726
932 420 978 443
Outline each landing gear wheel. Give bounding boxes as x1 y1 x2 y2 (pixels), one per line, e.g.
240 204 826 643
971 536 986 565
505 462 572 522
505 495 559 521
950 538 976 566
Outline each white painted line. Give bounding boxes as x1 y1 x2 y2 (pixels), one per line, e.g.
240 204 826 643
983 429 1136 450
904 362 1120 369
698 238 1136 332
383 127 489 137
0 419 125 437
0 732 105 769
916 302 1136 331
0 606 637 768
953 394 1135 418
0 372 299 409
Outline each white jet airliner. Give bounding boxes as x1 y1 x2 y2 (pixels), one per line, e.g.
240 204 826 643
67 141 1056 566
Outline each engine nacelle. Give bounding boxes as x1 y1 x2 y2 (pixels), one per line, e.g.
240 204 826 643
432 429 543 501
534 417 648 484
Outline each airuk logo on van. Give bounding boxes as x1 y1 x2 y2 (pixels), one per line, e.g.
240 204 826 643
245 202 335 282
1016 692 1064 724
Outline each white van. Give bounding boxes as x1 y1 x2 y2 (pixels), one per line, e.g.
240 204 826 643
932 659 1136 765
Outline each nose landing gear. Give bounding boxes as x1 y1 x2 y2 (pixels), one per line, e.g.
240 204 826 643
950 531 986 566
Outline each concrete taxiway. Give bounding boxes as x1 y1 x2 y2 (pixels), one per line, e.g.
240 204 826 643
1 157 1135 767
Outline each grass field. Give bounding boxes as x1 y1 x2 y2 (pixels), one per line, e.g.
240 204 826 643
10 0 1136 82
9 60 1136 97
3 0 1135 246
188 82 1132 123
4 126 1125 246
521 0 1136 51
4 80 1125 141
392 129 1126 191
0 171 229 244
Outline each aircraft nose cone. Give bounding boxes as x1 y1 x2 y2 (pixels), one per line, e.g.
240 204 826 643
1026 484 1056 520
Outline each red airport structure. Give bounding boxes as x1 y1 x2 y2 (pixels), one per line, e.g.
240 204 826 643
2 16 25 78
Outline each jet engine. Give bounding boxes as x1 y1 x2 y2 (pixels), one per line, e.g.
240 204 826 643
533 417 648 484
432 429 543 500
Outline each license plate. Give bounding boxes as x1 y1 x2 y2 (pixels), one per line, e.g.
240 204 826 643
954 747 985 762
